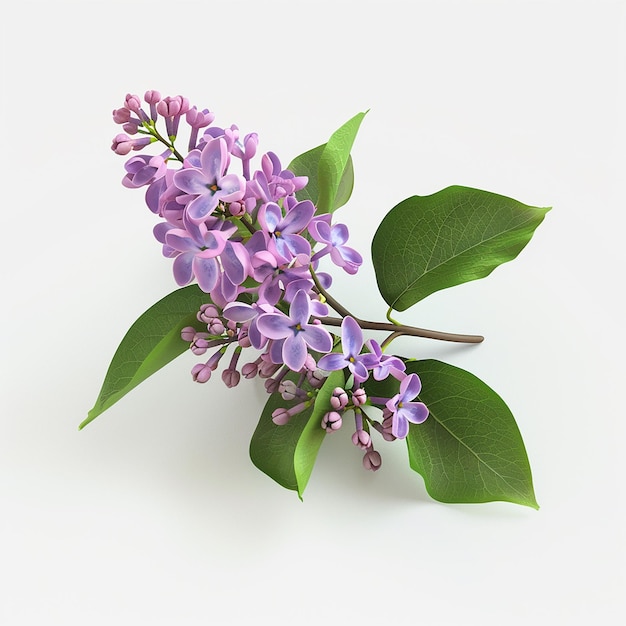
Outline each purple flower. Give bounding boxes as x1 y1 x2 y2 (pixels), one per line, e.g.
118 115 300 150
310 218 363 275
164 222 232 293
317 316 379 383
365 339 406 381
173 137 246 223
385 373 429 439
257 200 315 260
122 152 169 188
251 152 308 203
256 290 333 372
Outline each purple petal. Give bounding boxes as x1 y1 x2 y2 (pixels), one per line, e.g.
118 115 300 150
258 202 282 233
221 241 249 285
401 402 429 425
172 252 194 286
269 338 285 364
282 334 307 371
317 352 348 372
193 256 220 293
309 219 331 244
173 168 209 195
219 273 239 302
196 231 227 258
342 316 363 358
400 373 422 402
165 230 198 253
281 233 311 258
223 302 257 323
301 324 332 353
248 319 267 350
289 290 311 326
256 312 292 340
330 223 349 246
336 245 363 265
216 173 245 201
351 360 369 382
392 414 410 439
200 137 227 180
186 192 219 223
280 200 315 234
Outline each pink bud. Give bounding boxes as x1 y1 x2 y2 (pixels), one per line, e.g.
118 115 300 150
181 326 197 342
352 430 371 450
112 108 131 124
265 378 280 393
191 363 212 383
321 411 342 432
197 303 220 322
242 362 258 379
222 369 241 388
144 90 161 104
124 93 142 113
272 407 291 425
363 450 382 471
352 388 367 407
330 387 348 410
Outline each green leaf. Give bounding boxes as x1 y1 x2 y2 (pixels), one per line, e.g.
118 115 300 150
81 285 210 429
316 111 367 214
371 186 550 311
288 144 355 212
403 359 538 508
249 369 344 499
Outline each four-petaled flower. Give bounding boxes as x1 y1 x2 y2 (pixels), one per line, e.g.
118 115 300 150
310 217 363 274
385 373 429 439
256 290 333 372
173 137 246 223
317 316 379 382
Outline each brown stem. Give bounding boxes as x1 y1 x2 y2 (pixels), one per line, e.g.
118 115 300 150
318 316 484 344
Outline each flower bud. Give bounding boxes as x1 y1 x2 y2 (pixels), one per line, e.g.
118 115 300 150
197 303 220 322
279 379 298 401
330 387 349 410
265 377 280 393
321 411 342 432
191 337 210 355
242 362 258 379
272 407 291 425
352 388 367 407
181 326 197 342
191 362 212 383
352 430 371 450
222 369 241 388
363 449 382 472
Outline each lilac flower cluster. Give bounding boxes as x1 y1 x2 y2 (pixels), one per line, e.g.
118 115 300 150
111 91 428 471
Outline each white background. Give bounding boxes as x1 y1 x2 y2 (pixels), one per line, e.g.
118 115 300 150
1 1 624 624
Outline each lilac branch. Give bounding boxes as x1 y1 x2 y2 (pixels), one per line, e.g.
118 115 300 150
318 316 484 344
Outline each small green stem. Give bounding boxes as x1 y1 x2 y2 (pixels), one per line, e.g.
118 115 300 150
240 213 257 235
380 331 403 350
143 121 185 161
386 307 401 325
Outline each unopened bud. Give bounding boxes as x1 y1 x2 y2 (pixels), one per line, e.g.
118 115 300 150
363 449 382 472
181 326 197 342
221 369 241 388
352 388 367 407
330 387 349 410
352 430 371 450
242 362 258 379
191 362 212 383
321 411 343 433
272 407 291 425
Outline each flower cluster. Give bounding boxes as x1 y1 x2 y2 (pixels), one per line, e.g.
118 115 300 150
111 91 429 472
